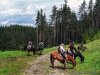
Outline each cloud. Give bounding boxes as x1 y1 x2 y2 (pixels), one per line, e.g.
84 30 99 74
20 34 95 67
0 8 22 16
0 0 96 26
1 20 10 25
0 0 10 5
68 0 95 13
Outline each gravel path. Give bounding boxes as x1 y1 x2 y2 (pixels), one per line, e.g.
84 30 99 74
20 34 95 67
23 53 70 75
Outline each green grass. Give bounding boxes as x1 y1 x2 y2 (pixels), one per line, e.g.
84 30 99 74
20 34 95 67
0 51 26 59
0 47 56 75
67 40 100 75
43 47 57 54
0 39 100 75
0 51 37 75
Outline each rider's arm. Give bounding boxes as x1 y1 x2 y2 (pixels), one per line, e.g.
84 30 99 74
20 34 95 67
60 46 66 52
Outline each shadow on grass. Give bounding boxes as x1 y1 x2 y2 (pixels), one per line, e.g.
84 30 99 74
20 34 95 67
49 65 73 70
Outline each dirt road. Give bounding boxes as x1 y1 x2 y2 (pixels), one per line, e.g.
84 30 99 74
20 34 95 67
23 53 71 75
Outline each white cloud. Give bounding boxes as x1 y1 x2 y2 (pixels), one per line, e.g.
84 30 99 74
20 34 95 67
68 0 96 13
1 20 10 25
0 8 22 16
0 0 10 5
0 0 96 26
24 5 36 15
0 7 36 16
26 5 33 10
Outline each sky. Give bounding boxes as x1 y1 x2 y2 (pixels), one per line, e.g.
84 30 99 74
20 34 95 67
0 0 96 26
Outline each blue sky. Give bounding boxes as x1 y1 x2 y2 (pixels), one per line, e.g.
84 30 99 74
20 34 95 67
0 0 96 26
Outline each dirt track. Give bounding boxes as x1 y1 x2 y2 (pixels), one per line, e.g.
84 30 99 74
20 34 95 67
23 53 71 75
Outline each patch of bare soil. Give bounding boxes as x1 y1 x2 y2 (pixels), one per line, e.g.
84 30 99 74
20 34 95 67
23 54 71 75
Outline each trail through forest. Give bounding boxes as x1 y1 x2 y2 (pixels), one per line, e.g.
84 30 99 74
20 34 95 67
23 53 71 75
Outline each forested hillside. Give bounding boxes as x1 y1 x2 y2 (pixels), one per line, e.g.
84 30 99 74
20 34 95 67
35 0 100 45
0 25 36 50
0 0 100 50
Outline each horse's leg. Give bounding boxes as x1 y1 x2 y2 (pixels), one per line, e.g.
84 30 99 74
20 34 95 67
33 50 35 55
38 48 42 55
41 48 43 54
40 49 42 55
50 54 54 68
80 53 84 63
33 48 35 55
81 56 84 63
27 50 30 56
78 52 84 63
67 55 76 68
52 59 54 68
64 62 66 70
74 55 77 60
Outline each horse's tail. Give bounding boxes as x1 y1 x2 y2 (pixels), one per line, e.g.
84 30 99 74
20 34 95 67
50 54 53 64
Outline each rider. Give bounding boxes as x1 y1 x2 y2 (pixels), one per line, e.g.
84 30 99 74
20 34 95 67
38 41 44 50
27 40 33 50
58 43 66 63
68 40 76 58
69 40 74 49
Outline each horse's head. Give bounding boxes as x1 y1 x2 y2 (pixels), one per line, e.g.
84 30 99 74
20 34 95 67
73 59 76 68
66 54 76 68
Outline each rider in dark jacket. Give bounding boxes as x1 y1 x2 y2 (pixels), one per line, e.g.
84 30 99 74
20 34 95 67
68 40 77 58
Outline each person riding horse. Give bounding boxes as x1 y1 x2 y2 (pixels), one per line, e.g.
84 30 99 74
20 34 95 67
68 40 77 58
67 41 84 62
50 43 76 69
38 41 44 50
58 43 66 63
27 40 32 50
27 40 33 55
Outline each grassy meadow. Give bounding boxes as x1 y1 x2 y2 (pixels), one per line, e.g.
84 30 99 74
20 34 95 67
0 51 36 75
0 47 56 75
67 40 100 75
0 40 100 75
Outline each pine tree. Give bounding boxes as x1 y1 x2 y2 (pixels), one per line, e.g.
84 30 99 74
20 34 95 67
35 9 48 46
79 0 88 34
88 0 94 35
94 0 100 29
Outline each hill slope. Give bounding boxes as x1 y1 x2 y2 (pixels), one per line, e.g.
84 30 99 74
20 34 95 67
67 39 100 75
23 40 100 75
0 40 100 75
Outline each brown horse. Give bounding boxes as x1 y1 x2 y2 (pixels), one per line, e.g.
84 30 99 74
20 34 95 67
50 51 76 70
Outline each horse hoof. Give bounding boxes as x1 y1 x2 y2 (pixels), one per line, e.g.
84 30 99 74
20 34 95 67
73 66 76 69
51 66 54 69
63 68 66 70
52 67 55 69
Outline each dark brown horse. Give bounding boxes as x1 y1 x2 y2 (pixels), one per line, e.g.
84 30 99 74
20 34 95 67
22 45 44 55
50 51 76 70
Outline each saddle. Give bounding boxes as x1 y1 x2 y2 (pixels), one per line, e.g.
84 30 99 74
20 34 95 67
58 52 67 61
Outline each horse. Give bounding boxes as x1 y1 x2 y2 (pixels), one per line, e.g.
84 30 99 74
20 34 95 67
78 43 87 52
67 47 84 63
50 51 76 70
78 46 87 52
22 45 44 55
